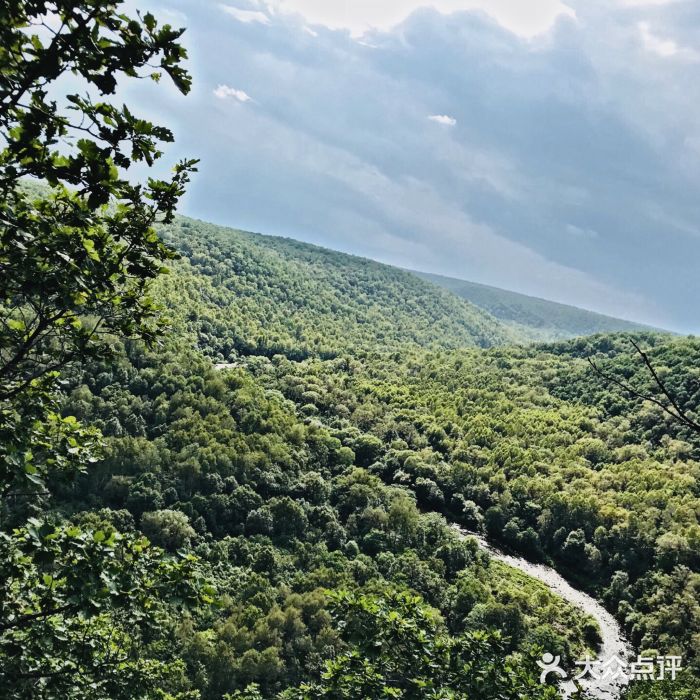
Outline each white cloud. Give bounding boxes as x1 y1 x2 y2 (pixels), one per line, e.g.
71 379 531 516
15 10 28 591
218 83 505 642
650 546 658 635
637 21 699 60
638 21 679 56
221 4 271 24
268 0 575 38
566 224 599 240
158 8 188 25
428 114 457 126
213 84 252 101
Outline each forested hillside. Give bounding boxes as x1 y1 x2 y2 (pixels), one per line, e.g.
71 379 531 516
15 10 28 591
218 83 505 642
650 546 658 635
414 270 654 341
5 202 698 698
57 339 597 698
212 333 700 666
158 217 517 359
51 219 699 697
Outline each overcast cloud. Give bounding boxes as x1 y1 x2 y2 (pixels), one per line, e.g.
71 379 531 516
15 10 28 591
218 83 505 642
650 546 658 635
132 0 700 332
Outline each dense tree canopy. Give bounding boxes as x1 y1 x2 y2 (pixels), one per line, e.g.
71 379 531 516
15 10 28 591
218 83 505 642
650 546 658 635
41 213 698 697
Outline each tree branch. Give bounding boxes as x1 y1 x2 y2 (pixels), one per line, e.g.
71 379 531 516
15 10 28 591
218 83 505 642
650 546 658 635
587 339 700 434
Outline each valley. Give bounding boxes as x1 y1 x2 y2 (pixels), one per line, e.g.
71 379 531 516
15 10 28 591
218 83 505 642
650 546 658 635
52 216 699 697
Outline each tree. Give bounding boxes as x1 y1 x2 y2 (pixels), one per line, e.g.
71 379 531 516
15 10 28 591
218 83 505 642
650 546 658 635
624 676 700 700
0 522 208 699
0 2 205 696
0 0 197 496
141 509 196 551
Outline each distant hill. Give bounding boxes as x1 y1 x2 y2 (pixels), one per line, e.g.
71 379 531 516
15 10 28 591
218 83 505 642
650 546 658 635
412 270 655 341
157 218 518 361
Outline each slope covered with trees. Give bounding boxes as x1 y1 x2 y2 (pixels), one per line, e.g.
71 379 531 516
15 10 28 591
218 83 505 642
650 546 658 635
157 217 518 360
414 270 655 341
53 210 697 698
7 198 698 697
215 333 700 671
55 337 595 698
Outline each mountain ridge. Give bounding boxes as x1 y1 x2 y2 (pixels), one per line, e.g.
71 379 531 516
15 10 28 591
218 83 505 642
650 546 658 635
411 269 657 341
157 216 518 360
163 215 658 349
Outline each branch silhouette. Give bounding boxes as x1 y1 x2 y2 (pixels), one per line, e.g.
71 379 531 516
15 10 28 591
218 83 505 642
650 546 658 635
588 338 700 435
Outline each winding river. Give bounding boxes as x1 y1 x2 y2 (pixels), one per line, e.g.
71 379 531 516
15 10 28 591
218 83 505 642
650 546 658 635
451 525 633 700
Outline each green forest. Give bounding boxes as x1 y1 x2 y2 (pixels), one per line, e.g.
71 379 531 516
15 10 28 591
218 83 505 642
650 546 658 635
1 2 698 699
412 272 654 341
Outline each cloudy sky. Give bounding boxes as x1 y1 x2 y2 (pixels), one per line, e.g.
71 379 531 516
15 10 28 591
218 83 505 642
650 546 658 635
133 0 700 333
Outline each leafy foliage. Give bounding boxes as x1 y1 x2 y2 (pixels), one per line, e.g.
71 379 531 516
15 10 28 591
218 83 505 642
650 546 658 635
0 0 197 493
0 2 204 697
0 519 207 699
283 590 559 699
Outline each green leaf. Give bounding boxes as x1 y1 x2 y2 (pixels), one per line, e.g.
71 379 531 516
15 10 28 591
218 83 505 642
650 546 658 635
7 319 25 331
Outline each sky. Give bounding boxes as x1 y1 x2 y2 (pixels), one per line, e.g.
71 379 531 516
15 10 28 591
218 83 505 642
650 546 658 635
132 0 700 333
